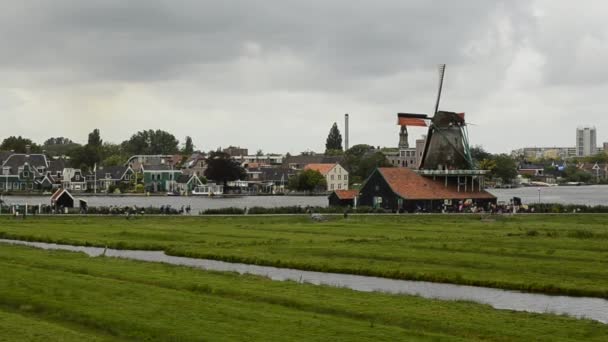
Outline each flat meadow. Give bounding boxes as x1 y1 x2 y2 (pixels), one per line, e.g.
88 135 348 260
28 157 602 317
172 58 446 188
0 214 606 297
0 244 607 341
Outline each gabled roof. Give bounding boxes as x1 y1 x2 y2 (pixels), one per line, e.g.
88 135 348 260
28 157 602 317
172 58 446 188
50 188 74 202
376 168 496 200
2 154 48 169
177 174 200 184
304 163 338 175
332 190 358 200
48 158 69 172
93 165 131 180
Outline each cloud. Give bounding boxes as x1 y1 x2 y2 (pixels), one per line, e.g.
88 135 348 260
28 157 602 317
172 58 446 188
0 0 606 153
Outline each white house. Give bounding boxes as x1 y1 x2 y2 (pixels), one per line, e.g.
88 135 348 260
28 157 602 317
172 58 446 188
303 163 349 192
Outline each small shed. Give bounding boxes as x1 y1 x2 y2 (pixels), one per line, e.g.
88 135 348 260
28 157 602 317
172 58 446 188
50 188 75 208
328 190 358 207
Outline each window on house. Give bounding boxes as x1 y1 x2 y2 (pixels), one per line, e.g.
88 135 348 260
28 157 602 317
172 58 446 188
331 175 334 180
338 175 341 180
338 183 342 189
75 175 80 181
344 175 347 180
330 184 334 190
105 173 111 179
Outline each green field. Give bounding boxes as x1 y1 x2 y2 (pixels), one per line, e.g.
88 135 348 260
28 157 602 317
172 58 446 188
0 214 606 297
0 244 607 341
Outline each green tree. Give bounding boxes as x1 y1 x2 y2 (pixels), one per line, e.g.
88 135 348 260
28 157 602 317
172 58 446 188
183 136 194 155
343 144 390 184
67 129 104 171
0 136 41 153
204 151 246 186
470 145 492 165
288 169 327 193
325 122 343 152
122 130 180 155
478 159 497 172
492 154 518 184
42 137 80 157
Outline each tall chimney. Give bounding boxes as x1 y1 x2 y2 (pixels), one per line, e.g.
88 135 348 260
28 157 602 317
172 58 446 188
25 144 31 155
344 113 349 151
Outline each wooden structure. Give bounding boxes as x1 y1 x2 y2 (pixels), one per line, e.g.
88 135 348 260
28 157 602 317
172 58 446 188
50 188 75 208
328 190 358 207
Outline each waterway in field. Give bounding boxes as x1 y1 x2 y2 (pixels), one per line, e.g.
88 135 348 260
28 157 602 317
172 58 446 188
1 239 606 324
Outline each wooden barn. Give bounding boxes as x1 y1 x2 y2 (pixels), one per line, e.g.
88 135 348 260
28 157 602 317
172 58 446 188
50 188 75 208
358 168 496 213
328 190 358 207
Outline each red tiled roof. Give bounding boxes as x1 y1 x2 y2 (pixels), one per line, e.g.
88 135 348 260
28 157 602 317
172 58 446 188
377 168 496 200
304 163 336 175
333 190 358 200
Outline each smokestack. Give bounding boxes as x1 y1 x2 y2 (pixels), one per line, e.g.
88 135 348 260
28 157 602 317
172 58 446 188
344 113 349 151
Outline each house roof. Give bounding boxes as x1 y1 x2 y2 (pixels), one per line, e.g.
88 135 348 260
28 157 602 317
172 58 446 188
48 158 68 172
376 168 496 200
93 165 130 179
332 190 358 200
2 154 48 169
142 164 176 171
50 188 74 202
283 155 344 168
304 163 337 175
176 174 199 184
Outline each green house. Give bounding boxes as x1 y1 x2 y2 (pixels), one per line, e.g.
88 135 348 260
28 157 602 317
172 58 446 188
141 165 183 193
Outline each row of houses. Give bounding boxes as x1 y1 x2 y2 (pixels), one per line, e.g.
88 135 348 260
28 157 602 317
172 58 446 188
0 153 205 193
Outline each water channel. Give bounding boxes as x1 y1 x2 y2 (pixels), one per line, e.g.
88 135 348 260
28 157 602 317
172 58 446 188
1 239 606 324
2 186 607 213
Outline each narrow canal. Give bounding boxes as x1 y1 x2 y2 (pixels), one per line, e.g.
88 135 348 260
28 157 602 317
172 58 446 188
1 239 606 324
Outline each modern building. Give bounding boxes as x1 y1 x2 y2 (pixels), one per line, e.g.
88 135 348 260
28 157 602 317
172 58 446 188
576 126 597 157
303 163 349 192
512 147 578 160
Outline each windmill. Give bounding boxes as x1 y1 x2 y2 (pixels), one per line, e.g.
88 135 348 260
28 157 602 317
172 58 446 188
397 64 474 170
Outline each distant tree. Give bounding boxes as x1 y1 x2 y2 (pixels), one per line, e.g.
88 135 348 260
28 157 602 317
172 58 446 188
325 122 343 151
563 165 593 183
256 149 264 156
492 154 518 184
204 151 246 186
470 145 492 165
0 136 41 153
44 137 74 145
122 129 180 155
343 144 389 184
183 136 194 155
288 169 327 193
88 129 103 147
478 159 497 172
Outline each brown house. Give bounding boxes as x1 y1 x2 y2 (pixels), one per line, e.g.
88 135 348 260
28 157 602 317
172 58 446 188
358 168 496 212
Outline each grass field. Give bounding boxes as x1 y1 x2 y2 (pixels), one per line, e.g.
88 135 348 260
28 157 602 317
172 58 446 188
0 244 607 341
0 214 607 298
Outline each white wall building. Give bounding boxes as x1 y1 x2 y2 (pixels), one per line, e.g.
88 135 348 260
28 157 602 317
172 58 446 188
303 163 349 192
576 126 597 157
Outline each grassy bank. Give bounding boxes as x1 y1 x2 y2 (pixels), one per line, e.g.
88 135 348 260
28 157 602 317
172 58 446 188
0 244 606 341
0 215 607 297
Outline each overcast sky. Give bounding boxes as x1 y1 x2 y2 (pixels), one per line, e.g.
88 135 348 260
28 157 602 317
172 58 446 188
1 0 607 154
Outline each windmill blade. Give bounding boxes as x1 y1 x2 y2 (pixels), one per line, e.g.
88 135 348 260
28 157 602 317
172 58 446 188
433 64 446 115
397 113 430 127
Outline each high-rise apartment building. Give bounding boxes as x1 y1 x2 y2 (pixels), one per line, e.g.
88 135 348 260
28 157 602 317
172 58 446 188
576 127 597 157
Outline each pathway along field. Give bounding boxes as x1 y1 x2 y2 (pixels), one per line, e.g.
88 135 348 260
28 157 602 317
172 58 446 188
0 214 607 297
0 244 607 341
